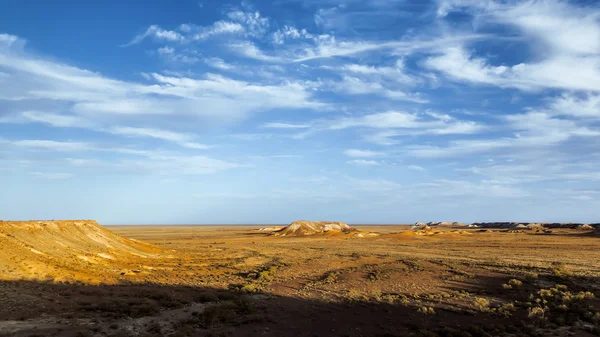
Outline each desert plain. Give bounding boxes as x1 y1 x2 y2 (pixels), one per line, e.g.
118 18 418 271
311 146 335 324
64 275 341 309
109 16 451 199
0 220 599 337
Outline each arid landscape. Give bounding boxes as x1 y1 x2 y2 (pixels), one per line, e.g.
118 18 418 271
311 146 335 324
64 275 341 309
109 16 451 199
0 220 599 337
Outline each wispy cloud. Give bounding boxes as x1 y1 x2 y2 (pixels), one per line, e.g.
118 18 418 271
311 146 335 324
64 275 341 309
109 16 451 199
124 9 269 46
263 122 311 129
110 126 211 149
347 159 380 166
429 0 600 92
228 41 282 62
30 172 73 180
344 149 383 158
12 140 93 152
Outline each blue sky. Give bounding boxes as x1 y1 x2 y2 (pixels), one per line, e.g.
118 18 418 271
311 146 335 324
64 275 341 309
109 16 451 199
1 0 600 224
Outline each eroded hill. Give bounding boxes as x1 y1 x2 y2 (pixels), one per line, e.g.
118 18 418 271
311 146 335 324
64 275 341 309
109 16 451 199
272 220 355 236
0 220 163 283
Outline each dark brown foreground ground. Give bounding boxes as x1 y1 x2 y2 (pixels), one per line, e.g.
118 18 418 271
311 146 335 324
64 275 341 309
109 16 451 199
0 225 599 337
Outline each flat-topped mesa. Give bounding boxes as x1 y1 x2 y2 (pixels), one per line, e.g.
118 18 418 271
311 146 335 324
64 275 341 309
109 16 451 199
471 222 598 229
0 219 100 228
473 222 593 229
273 220 354 237
425 221 467 228
0 220 162 282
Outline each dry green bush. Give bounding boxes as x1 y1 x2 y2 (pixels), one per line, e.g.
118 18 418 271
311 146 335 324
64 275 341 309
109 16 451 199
527 284 597 327
473 297 490 312
417 306 436 315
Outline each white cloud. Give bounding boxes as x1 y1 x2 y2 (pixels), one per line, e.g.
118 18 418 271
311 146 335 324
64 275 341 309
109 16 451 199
19 111 94 128
182 142 212 150
272 26 313 44
125 25 184 46
341 60 416 84
157 46 174 55
110 126 211 149
263 122 311 129
111 126 189 142
549 93 600 118
12 140 92 152
0 33 20 47
70 152 241 175
407 111 600 158
347 177 401 192
192 21 244 40
415 179 531 198
125 9 269 46
430 0 600 92
228 41 282 62
226 10 269 37
204 57 236 70
347 159 380 166
292 34 482 62
30 172 73 180
0 36 325 134
331 111 420 129
3 138 238 177
265 111 485 145
407 165 425 171
493 0 600 56
330 75 427 102
344 149 383 158
425 47 600 92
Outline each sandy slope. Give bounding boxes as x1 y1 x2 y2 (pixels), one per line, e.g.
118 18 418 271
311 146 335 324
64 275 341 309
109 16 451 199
0 220 162 283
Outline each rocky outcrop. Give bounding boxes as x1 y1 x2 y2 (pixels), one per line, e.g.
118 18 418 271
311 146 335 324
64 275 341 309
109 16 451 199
471 222 597 229
576 224 594 230
423 221 467 227
412 222 429 230
273 221 354 237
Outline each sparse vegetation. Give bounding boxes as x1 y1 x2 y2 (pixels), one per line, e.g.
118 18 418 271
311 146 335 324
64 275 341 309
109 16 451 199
526 284 598 327
417 306 436 315
473 297 490 312
502 278 523 289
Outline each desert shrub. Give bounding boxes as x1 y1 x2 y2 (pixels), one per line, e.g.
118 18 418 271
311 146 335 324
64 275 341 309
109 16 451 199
256 270 272 282
345 289 367 302
379 293 399 304
523 271 539 281
497 303 516 317
473 297 490 312
551 262 573 279
321 270 340 284
526 284 597 326
508 279 522 287
240 283 261 293
503 278 523 289
401 259 425 271
367 269 389 281
350 252 362 260
528 307 545 320
417 306 436 315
